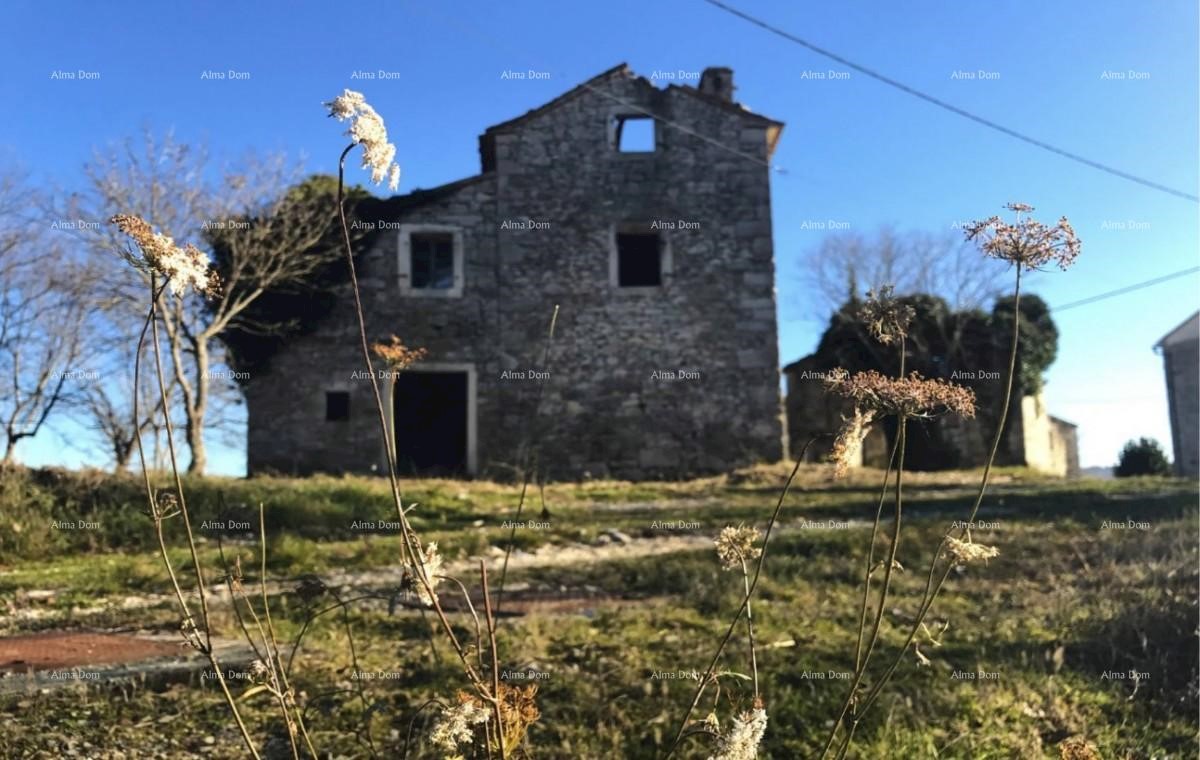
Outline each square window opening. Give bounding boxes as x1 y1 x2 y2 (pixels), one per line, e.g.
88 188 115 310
325 391 350 421
410 232 456 290
617 231 662 287
614 115 655 152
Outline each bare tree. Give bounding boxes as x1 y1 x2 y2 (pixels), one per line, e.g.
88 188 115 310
68 131 340 473
802 226 1006 318
79 303 175 471
0 171 88 464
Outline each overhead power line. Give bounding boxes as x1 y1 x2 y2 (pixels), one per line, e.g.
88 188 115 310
1052 266 1200 311
702 0 1199 203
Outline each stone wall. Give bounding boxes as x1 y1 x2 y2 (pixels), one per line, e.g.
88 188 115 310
1163 339 1199 477
245 67 786 479
782 357 1079 476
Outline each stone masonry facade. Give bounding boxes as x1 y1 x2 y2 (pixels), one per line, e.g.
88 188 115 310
244 64 787 479
783 358 1080 477
1158 312 1199 478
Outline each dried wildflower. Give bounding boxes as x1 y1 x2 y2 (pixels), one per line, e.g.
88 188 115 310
371 335 427 371
324 89 402 190
430 692 491 753
944 536 999 565
715 525 762 570
859 285 915 345
153 491 180 520
1058 736 1102 760
110 214 220 298
406 540 443 607
829 407 876 478
964 202 1081 271
825 370 975 420
709 707 767 760
248 659 271 684
496 683 541 751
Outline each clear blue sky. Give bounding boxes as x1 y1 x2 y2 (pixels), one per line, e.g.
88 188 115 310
4 0 1197 473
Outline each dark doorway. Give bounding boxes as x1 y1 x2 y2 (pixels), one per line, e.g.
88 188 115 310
393 371 468 475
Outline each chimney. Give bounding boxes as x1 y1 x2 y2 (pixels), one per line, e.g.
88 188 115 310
698 67 734 102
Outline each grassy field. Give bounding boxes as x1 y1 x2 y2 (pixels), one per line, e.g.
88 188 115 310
0 465 1196 759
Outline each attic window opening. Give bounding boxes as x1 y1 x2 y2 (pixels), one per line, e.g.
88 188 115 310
616 231 662 287
614 115 655 152
410 232 455 290
325 391 350 421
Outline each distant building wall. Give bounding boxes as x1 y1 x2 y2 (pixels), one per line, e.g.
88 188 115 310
783 356 1079 476
1163 338 1199 477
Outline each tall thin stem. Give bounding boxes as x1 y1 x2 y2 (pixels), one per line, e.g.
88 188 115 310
481 562 507 758
837 265 1025 751
819 417 907 757
135 278 260 759
853 343 905 673
664 436 821 759
334 147 489 696
740 559 759 700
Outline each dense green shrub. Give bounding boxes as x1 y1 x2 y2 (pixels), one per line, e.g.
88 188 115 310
1115 438 1172 478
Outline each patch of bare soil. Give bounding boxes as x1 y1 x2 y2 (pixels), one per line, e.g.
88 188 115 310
0 631 181 672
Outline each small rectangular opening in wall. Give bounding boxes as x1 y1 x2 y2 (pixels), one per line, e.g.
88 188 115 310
410 232 456 289
325 391 350 421
614 115 655 152
617 231 662 286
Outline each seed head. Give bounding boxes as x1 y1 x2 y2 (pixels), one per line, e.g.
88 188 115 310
963 202 1081 271
324 89 402 190
944 536 999 565
248 659 271 684
371 336 427 371
715 525 762 570
859 285 915 345
1059 737 1102 760
110 214 220 298
825 370 975 420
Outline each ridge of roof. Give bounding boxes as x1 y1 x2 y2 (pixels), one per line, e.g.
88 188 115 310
666 83 783 127
483 62 633 135
361 173 490 216
1155 310 1200 348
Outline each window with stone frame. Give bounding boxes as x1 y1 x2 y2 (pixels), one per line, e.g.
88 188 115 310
410 232 456 290
398 225 464 298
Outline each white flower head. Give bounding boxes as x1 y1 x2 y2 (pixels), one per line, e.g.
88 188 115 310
324 89 402 191
430 693 491 752
110 214 218 298
708 707 767 760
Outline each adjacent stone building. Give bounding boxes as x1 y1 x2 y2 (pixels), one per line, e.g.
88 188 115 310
243 63 787 479
783 356 1080 477
1157 311 1199 478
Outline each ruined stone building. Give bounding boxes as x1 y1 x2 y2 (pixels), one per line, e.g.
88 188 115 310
243 64 787 479
1157 311 1199 478
784 355 1080 477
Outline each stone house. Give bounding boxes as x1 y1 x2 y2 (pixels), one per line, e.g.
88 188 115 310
784 356 1080 476
243 63 787 479
1156 311 1199 477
